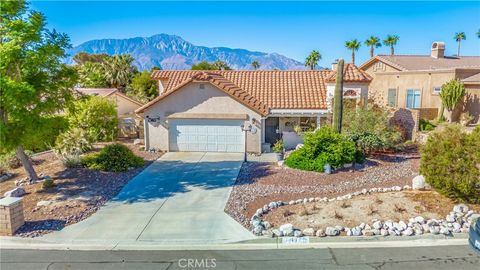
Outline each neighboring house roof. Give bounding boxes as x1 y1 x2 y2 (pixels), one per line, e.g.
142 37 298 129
360 55 480 71
74 87 143 106
325 63 372 83
462 73 480 84
140 69 346 114
75 87 118 97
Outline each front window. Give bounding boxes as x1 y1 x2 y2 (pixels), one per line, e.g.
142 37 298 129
406 89 421 108
387 88 397 107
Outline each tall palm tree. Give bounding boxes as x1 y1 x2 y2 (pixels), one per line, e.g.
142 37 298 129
365 36 382 58
454 32 466 56
477 29 480 39
102 54 136 89
383 35 400 56
251 60 260 70
305 50 322 70
345 39 361 64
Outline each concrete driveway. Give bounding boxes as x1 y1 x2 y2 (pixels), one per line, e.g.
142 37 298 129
42 152 254 244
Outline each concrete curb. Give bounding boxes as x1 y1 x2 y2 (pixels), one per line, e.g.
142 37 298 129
0 235 470 251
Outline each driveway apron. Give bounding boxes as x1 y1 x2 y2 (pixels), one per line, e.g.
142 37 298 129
42 152 254 244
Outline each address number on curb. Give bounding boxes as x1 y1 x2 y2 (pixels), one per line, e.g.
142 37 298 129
282 237 310 244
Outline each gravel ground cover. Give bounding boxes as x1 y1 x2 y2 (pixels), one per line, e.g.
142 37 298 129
0 141 162 237
225 150 419 228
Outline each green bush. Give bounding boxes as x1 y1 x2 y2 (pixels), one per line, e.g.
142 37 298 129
0 150 33 170
20 116 69 153
420 125 480 203
343 104 402 153
272 140 284 153
42 178 55 189
68 96 118 142
81 143 144 172
347 132 385 156
419 119 436 131
54 127 92 160
284 127 356 172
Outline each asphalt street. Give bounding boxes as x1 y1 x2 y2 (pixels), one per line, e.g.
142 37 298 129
1 245 479 270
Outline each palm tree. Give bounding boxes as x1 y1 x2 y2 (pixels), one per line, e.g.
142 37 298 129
365 36 382 58
251 60 260 70
383 35 400 56
477 29 480 38
102 54 136 89
305 50 321 70
345 39 361 64
454 32 466 56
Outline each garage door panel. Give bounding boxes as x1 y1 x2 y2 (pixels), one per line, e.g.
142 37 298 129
169 119 244 153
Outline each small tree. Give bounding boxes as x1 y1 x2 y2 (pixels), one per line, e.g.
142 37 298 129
0 1 77 180
126 70 158 102
438 79 465 122
332 59 345 133
251 60 260 70
68 96 118 141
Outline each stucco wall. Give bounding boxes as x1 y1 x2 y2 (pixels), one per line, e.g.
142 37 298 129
143 82 262 153
109 94 141 116
364 66 456 110
465 84 480 124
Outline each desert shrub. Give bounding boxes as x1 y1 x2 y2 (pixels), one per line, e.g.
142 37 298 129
0 150 33 170
420 125 480 203
346 132 385 156
68 96 118 142
81 143 144 172
272 140 284 153
343 105 402 153
20 116 69 153
419 119 436 131
42 178 55 189
284 127 356 172
54 128 92 163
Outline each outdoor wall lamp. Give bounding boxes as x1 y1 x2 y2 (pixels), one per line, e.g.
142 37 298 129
146 115 161 123
241 123 253 162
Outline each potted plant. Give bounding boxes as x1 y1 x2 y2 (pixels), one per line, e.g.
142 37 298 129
272 140 284 161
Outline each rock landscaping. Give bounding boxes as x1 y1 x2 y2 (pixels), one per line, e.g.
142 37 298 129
248 185 480 238
225 150 419 228
0 140 162 237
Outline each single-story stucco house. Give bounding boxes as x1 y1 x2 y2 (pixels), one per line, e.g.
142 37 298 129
135 65 371 154
75 88 144 137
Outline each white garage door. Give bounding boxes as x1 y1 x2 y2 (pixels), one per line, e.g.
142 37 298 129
169 119 244 152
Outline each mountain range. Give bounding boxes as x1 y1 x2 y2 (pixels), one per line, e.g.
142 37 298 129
66 34 305 70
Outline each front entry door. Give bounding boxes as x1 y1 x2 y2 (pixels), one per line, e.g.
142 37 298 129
265 117 280 145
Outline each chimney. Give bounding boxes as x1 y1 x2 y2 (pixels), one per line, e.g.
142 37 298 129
331 59 338 70
431 42 445 58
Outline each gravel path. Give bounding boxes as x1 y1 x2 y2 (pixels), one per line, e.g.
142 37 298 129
225 151 419 228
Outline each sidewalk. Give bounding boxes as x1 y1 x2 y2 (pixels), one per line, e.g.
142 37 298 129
0 234 470 251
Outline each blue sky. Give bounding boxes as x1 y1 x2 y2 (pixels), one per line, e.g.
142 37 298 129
31 1 480 67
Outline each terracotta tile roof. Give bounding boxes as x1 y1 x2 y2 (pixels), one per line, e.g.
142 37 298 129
140 70 335 114
462 73 480 84
360 55 480 71
325 63 372 83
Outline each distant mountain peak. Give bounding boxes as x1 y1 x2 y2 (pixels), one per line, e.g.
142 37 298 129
66 33 304 70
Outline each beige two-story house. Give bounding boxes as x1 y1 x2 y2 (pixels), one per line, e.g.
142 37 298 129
360 42 480 123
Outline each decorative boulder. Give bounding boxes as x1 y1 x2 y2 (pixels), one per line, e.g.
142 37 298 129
3 187 26 198
325 227 339 236
412 175 426 190
302 228 315 236
279 223 294 236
